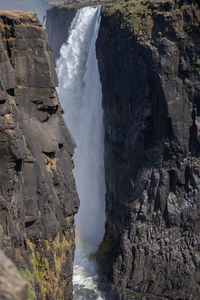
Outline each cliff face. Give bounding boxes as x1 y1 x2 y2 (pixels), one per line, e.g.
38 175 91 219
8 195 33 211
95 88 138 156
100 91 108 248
46 5 77 60
0 10 79 300
96 1 200 299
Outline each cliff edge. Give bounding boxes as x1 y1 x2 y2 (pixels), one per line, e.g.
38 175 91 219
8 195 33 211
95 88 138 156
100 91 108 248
96 1 200 299
0 10 79 300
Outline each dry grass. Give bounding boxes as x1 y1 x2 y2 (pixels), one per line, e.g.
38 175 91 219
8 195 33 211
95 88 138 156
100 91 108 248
0 10 36 20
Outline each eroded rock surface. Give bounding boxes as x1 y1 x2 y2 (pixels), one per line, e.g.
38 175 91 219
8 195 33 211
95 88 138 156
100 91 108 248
96 1 200 299
0 10 79 300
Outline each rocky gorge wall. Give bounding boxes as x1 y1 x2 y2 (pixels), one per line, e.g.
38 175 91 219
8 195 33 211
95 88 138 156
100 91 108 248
0 10 79 300
27 1 200 299
96 0 200 299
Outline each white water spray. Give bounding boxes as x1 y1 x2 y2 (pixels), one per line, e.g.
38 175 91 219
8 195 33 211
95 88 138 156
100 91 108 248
56 6 105 299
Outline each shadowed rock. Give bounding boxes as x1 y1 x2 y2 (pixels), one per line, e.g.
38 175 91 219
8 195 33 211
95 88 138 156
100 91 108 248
96 1 200 299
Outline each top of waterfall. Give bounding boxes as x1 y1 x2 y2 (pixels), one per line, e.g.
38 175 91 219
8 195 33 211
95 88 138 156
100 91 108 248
48 0 105 11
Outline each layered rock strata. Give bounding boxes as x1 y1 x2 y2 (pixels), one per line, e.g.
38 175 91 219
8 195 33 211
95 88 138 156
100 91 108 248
0 10 79 300
96 1 200 299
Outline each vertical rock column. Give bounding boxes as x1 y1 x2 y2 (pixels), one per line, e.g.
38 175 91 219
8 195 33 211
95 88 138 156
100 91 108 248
96 1 200 299
0 10 79 300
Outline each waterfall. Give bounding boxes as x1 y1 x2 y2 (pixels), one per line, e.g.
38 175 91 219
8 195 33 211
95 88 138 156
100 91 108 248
56 6 105 299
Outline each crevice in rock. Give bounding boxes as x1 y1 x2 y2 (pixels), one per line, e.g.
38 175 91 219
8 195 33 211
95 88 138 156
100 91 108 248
7 89 14 97
14 158 22 172
23 239 27 250
43 151 55 160
168 170 176 193
5 40 12 59
25 219 36 228
39 104 59 122
0 99 6 104
38 104 58 115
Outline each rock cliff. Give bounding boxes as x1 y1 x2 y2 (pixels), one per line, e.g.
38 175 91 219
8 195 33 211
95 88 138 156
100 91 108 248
0 10 79 300
96 1 200 299
35 1 200 299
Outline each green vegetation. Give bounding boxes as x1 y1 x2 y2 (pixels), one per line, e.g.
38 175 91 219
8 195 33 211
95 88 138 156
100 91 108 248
126 291 142 299
95 232 112 268
181 59 200 79
27 241 46 299
126 289 165 299
188 59 200 73
101 0 200 42
102 0 154 38
19 268 36 300
26 234 71 300
44 239 50 251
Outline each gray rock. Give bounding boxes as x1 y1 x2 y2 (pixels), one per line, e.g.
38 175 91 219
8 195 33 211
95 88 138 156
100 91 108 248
95 1 200 299
0 10 79 300
0 250 27 300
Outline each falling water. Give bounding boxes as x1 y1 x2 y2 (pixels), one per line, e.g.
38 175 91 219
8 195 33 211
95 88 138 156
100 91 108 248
56 6 105 299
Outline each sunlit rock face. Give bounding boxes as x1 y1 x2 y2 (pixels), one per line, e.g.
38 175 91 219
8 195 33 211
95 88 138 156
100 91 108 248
96 1 200 299
0 10 79 299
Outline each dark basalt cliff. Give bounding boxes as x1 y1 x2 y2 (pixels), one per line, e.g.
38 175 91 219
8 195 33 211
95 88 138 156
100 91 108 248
96 1 200 299
18 1 200 299
0 10 79 300
46 5 77 60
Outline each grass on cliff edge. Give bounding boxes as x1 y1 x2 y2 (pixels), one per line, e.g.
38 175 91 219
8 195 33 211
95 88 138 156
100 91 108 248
101 0 199 39
0 10 36 20
101 0 156 38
